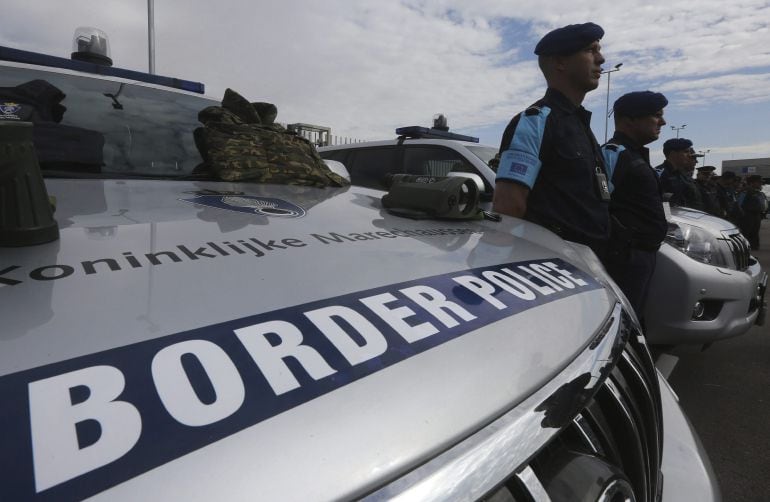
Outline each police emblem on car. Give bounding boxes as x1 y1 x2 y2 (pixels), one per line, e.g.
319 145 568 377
179 194 306 217
0 101 22 118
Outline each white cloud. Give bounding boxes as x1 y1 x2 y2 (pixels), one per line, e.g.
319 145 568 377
712 140 770 156
657 73 770 106
148 0 547 139
2 0 770 144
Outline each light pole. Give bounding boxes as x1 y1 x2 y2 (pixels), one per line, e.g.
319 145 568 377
148 0 155 74
671 124 687 138
698 149 711 166
601 63 623 143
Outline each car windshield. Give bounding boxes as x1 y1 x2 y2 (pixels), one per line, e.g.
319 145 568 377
466 145 498 166
0 64 218 179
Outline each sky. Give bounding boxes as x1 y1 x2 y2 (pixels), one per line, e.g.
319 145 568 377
2 0 770 170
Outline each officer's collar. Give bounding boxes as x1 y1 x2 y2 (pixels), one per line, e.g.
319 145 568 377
545 88 587 114
610 131 649 157
663 159 691 175
610 131 640 149
661 159 677 171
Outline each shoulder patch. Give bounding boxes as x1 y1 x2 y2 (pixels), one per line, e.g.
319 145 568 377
496 106 551 189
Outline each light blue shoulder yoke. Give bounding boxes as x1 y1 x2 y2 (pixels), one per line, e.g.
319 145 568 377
600 143 626 193
495 106 551 189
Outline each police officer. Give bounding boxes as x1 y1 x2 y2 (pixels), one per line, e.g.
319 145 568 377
737 174 767 250
601 91 668 320
493 22 610 260
694 165 721 215
656 138 704 209
716 171 740 221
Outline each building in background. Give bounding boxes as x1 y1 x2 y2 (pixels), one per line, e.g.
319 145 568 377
722 157 770 181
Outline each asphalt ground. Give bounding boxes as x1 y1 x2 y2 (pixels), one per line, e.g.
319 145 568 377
665 218 770 502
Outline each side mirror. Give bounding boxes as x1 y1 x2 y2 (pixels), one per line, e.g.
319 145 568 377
323 159 350 182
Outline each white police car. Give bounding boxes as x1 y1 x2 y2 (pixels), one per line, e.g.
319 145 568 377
0 38 719 501
318 124 497 199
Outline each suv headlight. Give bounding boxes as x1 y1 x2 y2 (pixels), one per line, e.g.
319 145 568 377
664 221 730 267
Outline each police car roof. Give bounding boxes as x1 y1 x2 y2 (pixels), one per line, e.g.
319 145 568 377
317 137 487 152
395 126 479 143
0 45 205 94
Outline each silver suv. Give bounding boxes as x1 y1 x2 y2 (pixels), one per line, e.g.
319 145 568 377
321 130 767 346
0 47 718 500
647 206 767 344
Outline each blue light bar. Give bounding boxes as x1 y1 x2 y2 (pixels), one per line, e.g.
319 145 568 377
0 46 205 94
395 126 479 143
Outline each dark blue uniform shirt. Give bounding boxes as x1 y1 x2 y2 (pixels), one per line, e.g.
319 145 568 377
496 88 610 250
657 160 703 210
603 132 668 249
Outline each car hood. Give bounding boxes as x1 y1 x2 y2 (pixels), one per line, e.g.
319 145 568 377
670 206 738 233
1 179 614 500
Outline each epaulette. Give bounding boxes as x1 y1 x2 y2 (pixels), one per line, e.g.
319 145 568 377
524 105 542 116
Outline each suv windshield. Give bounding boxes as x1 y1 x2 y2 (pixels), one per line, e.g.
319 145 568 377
0 64 217 178
466 145 498 167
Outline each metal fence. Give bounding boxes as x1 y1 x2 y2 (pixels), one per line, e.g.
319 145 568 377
327 135 365 146
286 122 362 147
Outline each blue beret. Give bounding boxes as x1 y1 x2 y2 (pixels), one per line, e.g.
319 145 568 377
613 91 668 117
534 23 604 56
663 138 693 155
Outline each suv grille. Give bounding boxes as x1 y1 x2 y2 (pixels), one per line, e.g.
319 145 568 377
365 307 664 502
724 231 751 270
503 318 664 502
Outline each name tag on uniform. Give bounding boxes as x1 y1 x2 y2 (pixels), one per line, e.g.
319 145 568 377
595 167 611 202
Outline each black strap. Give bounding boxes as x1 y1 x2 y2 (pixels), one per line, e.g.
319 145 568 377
630 239 661 252
578 113 607 175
